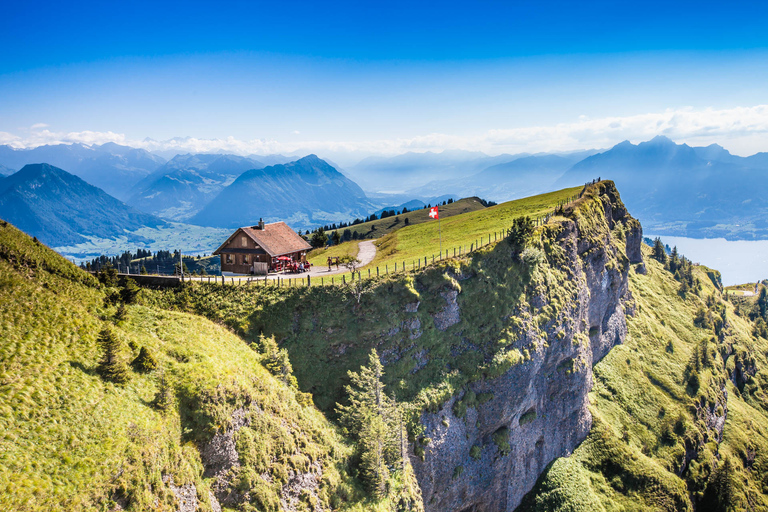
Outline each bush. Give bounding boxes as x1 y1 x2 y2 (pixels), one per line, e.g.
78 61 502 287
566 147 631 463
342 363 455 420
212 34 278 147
131 346 158 373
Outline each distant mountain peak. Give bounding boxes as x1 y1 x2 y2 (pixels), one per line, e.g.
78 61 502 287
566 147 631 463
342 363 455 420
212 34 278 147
645 135 676 146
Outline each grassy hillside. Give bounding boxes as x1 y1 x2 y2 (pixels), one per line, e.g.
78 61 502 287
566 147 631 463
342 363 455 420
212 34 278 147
306 186 580 280
329 197 487 241
519 245 768 511
0 221 369 511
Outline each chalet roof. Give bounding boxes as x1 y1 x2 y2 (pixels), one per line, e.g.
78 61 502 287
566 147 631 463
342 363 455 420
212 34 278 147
213 221 312 258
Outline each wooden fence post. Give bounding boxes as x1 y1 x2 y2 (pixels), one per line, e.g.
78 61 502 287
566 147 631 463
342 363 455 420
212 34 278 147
342 275 346 284
308 276 311 287
377 267 379 276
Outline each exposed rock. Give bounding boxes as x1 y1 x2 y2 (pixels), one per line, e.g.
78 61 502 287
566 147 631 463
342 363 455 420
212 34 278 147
200 407 251 506
411 182 643 512
280 461 324 512
163 475 198 512
405 301 421 313
433 290 460 331
411 349 429 374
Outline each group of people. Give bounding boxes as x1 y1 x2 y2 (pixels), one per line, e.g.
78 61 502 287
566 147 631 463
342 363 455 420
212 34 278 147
286 261 310 273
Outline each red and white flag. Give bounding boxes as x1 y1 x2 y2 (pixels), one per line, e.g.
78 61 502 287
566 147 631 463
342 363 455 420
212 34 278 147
429 206 439 219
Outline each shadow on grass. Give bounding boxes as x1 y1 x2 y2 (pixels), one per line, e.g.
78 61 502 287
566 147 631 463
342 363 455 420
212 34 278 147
68 360 97 376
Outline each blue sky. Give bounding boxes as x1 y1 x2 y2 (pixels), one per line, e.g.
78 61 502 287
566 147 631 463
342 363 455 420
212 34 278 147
2 0 768 161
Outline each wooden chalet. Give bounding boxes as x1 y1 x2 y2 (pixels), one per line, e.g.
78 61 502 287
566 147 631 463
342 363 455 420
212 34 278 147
213 219 312 275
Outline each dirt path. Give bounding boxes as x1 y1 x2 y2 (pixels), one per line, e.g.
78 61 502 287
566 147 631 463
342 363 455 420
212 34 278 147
355 239 377 267
185 240 378 283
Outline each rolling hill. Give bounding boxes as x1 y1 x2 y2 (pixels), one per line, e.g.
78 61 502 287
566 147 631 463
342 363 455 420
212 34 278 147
0 163 166 247
126 153 264 221
190 154 372 230
555 136 768 239
0 143 166 200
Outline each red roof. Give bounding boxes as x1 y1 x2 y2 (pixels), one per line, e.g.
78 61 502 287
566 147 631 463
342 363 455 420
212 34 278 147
214 221 312 257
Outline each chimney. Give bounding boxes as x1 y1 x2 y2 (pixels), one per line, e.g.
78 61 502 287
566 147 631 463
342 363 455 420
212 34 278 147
258 218 265 230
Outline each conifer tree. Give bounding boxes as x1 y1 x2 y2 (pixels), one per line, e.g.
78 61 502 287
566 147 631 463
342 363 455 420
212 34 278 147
153 369 174 411
653 237 667 264
131 346 158 372
96 327 130 384
337 349 401 497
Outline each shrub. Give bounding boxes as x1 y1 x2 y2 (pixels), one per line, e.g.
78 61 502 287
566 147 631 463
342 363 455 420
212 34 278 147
131 346 158 373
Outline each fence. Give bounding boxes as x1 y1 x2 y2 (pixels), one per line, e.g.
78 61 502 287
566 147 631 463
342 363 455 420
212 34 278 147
188 188 588 289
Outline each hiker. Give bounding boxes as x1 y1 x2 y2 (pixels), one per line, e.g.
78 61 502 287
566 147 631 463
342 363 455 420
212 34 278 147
327 257 332 271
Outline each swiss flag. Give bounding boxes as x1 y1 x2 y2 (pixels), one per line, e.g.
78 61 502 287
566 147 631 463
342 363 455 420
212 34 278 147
429 206 439 219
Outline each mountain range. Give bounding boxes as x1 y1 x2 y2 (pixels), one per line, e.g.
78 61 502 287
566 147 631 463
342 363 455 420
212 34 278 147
554 136 768 239
346 149 524 192
406 150 599 203
190 154 372 229
126 153 265 221
0 163 166 247
0 143 166 200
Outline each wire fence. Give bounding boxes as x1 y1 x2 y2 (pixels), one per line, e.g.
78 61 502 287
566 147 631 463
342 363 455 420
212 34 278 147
106 183 595 290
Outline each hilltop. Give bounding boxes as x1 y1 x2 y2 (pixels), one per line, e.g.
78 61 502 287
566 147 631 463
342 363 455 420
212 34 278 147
190 155 372 230
147 181 768 510
127 154 265 221
0 143 165 200
0 163 166 247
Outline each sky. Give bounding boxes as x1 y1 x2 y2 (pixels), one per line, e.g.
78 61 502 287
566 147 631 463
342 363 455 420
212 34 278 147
1 0 768 163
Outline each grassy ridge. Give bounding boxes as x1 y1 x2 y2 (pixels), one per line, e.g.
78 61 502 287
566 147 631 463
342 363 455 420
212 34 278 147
303 186 581 283
328 197 487 241
0 221 360 511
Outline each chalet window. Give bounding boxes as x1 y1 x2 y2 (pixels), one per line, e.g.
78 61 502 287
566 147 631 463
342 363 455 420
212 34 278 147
243 255 249 264
241 236 247 247
225 254 233 264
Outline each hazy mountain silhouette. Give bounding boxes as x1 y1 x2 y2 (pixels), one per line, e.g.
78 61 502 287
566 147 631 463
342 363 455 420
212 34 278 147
190 155 371 230
0 143 165 200
127 154 264 221
347 150 523 192
407 151 599 202
556 136 768 238
0 163 166 247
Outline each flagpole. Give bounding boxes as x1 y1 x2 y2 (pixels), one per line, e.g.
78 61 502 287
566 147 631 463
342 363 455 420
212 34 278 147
438 205 442 258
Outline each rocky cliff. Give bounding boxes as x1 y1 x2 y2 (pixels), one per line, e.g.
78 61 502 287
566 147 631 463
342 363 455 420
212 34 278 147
148 181 645 511
411 181 643 511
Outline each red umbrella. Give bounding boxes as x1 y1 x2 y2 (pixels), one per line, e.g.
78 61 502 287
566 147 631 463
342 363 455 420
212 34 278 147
276 256 292 261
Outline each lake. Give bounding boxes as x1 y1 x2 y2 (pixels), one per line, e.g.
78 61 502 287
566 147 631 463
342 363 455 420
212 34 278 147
647 235 768 287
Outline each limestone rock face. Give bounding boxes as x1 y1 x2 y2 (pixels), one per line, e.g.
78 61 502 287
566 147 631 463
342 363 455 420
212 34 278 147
411 182 643 512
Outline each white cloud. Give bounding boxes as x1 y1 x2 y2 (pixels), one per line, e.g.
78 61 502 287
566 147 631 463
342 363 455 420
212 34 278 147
5 105 768 158
29 123 49 130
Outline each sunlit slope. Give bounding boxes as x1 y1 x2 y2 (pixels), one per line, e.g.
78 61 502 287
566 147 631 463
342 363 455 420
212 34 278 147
520 244 768 511
307 186 581 277
368 186 581 269
0 221 354 511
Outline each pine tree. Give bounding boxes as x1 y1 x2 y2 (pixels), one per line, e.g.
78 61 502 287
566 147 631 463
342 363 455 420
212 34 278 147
131 346 158 372
653 237 667 264
140 265 148 275
96 327 130 384
152 369 174 412
337 349 401 497
310 228 328 248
